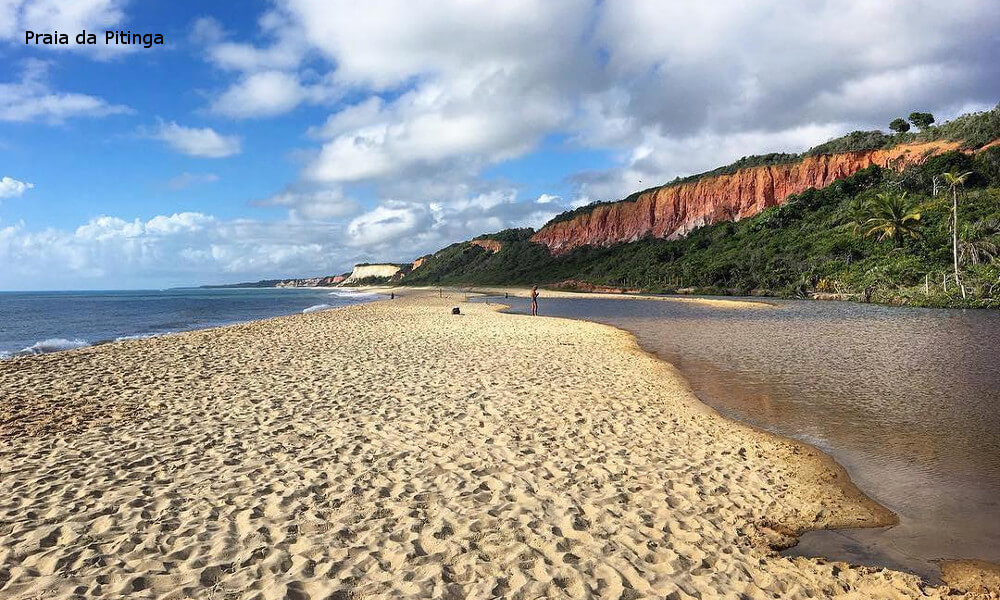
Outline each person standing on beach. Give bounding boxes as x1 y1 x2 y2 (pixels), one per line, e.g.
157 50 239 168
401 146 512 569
530 285 539 316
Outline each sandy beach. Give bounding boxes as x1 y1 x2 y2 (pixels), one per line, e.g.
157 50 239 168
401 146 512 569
0 292 994 599
428 286 773 310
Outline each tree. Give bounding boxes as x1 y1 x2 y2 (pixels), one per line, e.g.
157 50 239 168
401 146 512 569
841 195 870 236
959 218 1000 266
889 118 910 134
942 170 973 298
862 191 922 247
909 112 935 130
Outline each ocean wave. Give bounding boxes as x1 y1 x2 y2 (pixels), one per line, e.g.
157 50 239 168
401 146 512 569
20 337 90 355
302 304 333 313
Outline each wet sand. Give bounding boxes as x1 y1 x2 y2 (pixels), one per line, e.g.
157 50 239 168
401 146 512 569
0 291 993 598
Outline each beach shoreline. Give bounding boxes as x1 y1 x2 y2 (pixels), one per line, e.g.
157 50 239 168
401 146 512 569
1 290 995 598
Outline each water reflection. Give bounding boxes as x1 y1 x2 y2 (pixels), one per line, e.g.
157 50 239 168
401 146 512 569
476 294 1000 580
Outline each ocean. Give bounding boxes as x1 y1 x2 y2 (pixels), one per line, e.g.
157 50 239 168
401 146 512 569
0 287 378 359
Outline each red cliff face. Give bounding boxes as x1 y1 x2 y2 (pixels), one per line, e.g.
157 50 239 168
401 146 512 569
531 140 968 254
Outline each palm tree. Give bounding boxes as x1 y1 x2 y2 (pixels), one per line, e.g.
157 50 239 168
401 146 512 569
840 195 870 236
942 170 973 298
959 217 1000 266
862 191 922 247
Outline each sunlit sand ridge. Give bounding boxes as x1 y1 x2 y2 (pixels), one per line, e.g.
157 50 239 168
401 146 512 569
0 292 991 598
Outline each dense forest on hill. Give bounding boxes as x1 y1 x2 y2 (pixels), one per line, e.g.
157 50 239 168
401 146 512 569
403 145 1000 308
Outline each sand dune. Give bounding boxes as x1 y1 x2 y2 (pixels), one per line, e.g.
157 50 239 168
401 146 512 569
0 293 991 598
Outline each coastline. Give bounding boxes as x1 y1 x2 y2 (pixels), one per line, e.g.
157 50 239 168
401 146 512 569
0 291 993 598
0 287 380 361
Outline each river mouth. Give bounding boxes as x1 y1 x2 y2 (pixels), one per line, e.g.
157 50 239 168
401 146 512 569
473 293 1000 582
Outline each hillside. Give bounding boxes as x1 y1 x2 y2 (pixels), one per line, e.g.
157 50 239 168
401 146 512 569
403 106 1000 308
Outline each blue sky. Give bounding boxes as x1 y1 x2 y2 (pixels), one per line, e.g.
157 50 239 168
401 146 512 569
1 0 998 290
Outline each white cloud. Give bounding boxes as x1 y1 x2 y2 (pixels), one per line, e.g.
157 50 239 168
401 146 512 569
0 59 130 123
304 80 568 183
588 0 1000 139
150 121 242 158
0 176 34 198
207 40 304 74
189 16 226 46
258 187 360 221
344 189 571 253
278 0 587 89
0 212 361 289
346 201 432 247
210 70 334 118
144 212 215 235
1 0 127 52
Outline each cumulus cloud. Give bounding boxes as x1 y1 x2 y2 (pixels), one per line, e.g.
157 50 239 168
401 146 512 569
345 190 567 252
0 212 361 289
587 0 1000 141
0 59 131 123
257 187 360 221
346 201 434 247
194 10 333 118
149 121 242 158
0 176 34 198
188 16 226 46
210 70 335 119
1 0 126 50
304 84 567 183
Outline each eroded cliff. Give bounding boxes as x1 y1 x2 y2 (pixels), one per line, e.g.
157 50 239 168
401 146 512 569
531 140 969 253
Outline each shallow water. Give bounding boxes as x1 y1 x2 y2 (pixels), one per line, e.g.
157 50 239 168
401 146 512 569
0 288 377 358
476 294 1000 581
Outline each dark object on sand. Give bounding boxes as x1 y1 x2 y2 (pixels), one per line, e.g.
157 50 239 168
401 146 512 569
452 307 461 315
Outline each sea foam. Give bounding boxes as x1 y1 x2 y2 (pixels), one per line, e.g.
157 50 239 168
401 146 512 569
302 304 333 313
328 289 379 299
20 338 90 355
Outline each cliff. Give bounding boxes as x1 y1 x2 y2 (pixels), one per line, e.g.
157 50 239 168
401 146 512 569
531 140 968 254
341 263 405 285
275 275 343 287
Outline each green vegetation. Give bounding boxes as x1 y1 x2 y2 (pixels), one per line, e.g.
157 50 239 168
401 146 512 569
909 111 935 130
404 148 1000 308
889 118 911 134
858 192 922 247
474 228 535 243
351 275 394 286
804 130 894 156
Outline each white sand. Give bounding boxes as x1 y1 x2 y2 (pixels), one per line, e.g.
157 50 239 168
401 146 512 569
0 292 992 599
